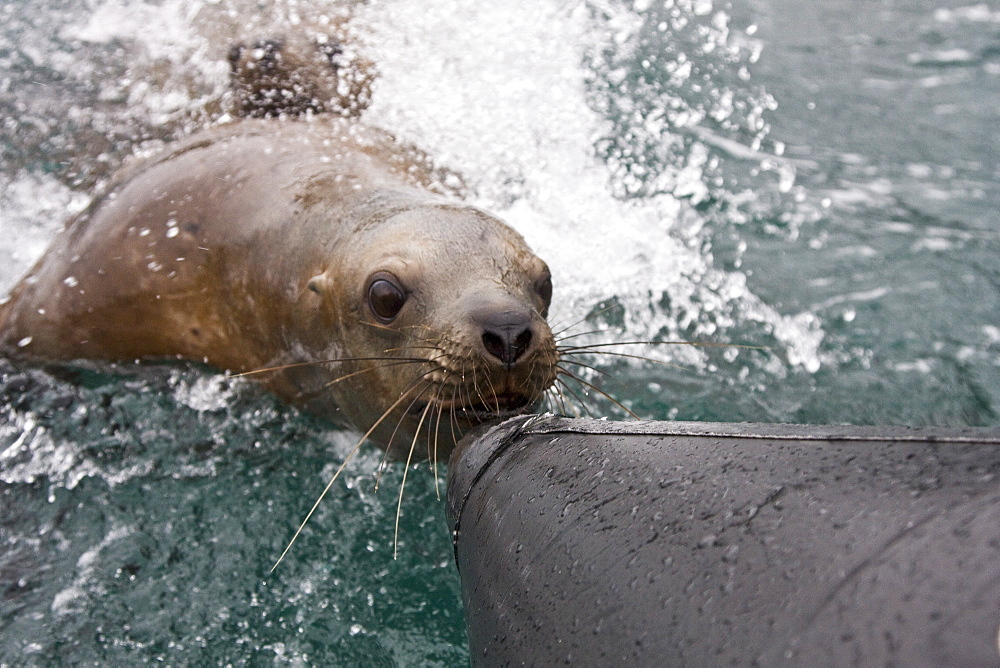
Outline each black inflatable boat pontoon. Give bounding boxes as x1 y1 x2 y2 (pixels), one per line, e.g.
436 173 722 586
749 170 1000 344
447 416 1000 666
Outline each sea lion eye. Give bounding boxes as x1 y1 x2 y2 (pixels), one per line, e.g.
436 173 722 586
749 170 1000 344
367 273 407 322
535 272 553 310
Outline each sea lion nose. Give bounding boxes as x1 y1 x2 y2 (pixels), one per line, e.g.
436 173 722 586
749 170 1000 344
479 310 534 368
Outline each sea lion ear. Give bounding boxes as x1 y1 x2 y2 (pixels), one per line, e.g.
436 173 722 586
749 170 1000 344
307 273 331 294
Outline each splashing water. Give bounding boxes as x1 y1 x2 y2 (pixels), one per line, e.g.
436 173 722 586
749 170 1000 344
359 0 823 373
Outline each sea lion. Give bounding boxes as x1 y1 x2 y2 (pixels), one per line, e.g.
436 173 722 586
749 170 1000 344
0 40 557 461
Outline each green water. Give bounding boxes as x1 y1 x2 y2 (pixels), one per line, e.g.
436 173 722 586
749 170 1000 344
2 0 999 664
1 362 467 664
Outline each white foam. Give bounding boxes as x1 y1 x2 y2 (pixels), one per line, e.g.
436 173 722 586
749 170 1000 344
51 586 89 616
0 411 152 489
172 372 239 412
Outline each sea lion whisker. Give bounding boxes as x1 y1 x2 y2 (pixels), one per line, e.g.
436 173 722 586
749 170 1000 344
447 379 462 452
424 381 442 463
416 380 449 470
357 319 441 347
374 379 436 492
393 398 436 560
552 376 592 419
402 322 447 336
476 361 504 416
556 368 641 420
552 383 568 415
540 387 556 414
543 384 560 415
558 376 612 420
232 355 431 378
559 340 769 353
431 395 446 500
382 344 445 355
543 384 570 417
549 302 624 338
467 368 495 416
555 383 574 416
527 351 552 401
320 358 438 389
467 360 485 410
559 349 690 372
269 370 437 573
360 320 441 349
453 375 475 418
555 358 636 410
553 327 626 345
556 357 623 384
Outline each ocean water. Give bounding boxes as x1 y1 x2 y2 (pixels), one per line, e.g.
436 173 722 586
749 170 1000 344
1 0 998 663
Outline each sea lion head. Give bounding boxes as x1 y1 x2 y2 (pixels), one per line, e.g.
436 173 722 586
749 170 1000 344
306 200 557 460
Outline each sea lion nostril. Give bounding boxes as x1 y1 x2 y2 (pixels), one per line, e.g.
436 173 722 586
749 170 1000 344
482 330 505 361
515 328 532 359
482 325 533 366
